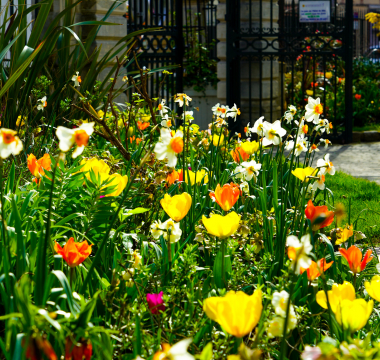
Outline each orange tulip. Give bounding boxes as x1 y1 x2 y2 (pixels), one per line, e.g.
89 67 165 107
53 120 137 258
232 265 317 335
210 183 240 211
339 245 373 274
230 147 249 163
305 200 334 231
166 170 179 185
27 153 51 178
54 237 92 268
26 336 57 360
300 258 334 281
137 121 150 130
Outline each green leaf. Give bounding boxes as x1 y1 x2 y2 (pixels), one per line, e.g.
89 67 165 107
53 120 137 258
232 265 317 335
213 248 231 289
12 198 26 279
51 270 79 314
198 342 213 360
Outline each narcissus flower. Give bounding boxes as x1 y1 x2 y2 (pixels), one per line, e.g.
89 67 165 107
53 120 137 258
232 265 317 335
153 338 194 360
305 200 335 231
267 314 297 338
174 93 192 107
312 174 325 191
154 128 184 167
161 116 172 128
71 71 82 87
209 183 240 211
0 128 23 158
241 140 259 155
305 97 323 124
236 160 262 181
150 220 163 239
251 116 265 136
230 146 249 163
292 167 317 182
137 121 150 130
54 237 92 268
160 192 192 222
339 245 373 274
65 337 92 360
203 290 262 338
56 123 95 158
317 154 335 175
37 96 47 111
365 275 380 302
226 103 241 121
263 120 286 145
212 103 229 118
27 153 51 178
300 258 333 281
202 212 240 239
132 250 142 268
161 218 182 243
286 234 313 274
146 291 165 314
272 290 292 318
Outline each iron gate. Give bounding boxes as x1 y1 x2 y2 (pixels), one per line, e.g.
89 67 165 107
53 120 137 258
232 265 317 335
127 0 218 108
226 0 354 142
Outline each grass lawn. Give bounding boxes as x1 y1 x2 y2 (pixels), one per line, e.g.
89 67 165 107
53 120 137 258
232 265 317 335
322 170 380 244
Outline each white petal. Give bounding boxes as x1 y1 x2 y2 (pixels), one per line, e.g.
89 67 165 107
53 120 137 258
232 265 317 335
72 145 85 158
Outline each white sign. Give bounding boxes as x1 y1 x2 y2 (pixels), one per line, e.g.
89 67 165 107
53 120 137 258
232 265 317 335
299 1 331 23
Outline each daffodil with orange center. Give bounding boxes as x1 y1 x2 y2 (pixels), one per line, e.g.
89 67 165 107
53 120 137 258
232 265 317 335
230 146 249 163
305 200 334 231
154 128 184 167
210 183 240 211
0 128 23 158
339 245 373 274
54 237 92 268
27 153 51 178
56 123 95 158
153 339 194 360
300 258 333 281
305 97 323 124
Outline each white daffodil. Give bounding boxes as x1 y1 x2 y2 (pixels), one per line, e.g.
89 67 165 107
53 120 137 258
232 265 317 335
312 173 326 191
317 154 335 175
288 105 297 116
226 103 241 121
300 183 315 199
154 338 194 360
272 290 294 318
213 117 227 128
305 97 323 124
37 96 47 111
56 122 95 158
251 116 265 136
174 93 192 107
182 111 194 123
211 103 229 118
154 128 184 167
263 120 287 145
71 71 81 87
284 112 293 124
313 118 329 134
285 136 308 156
122 75 128 82
157 99 170 116
319 138 332 149
238 160 262 181
286 233 313 274
150 220 163 239
267 311 297 338
240 181 249 194
161 115 173 128
161 218 182 243
0 128 23 159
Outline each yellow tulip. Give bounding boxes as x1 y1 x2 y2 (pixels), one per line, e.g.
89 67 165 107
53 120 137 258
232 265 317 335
337 299 373 332
241 141 259 155
291 167 317 182
325 72 333 79
160 193 192 222
316 281 355 313
202 212 240 239
306 90 313 96
100 173 128 197
212 134 224 147
81 158 110 180
203 290 262 338
188 169 209 185
365 275 380 302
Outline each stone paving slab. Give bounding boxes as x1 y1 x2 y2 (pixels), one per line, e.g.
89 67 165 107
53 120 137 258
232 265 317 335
310 142 380 184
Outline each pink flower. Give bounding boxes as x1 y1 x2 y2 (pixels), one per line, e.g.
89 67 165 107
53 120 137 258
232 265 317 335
146 291 165 314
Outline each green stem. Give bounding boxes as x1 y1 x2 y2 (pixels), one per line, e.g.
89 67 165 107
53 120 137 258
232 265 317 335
221 238 226 289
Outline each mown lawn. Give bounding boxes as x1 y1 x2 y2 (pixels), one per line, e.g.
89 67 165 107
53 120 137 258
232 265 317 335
322 170 380 243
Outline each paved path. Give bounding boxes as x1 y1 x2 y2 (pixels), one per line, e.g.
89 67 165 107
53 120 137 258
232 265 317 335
310 142 380 184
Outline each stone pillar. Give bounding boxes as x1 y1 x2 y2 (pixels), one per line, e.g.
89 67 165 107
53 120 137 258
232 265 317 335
216 0 282 124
